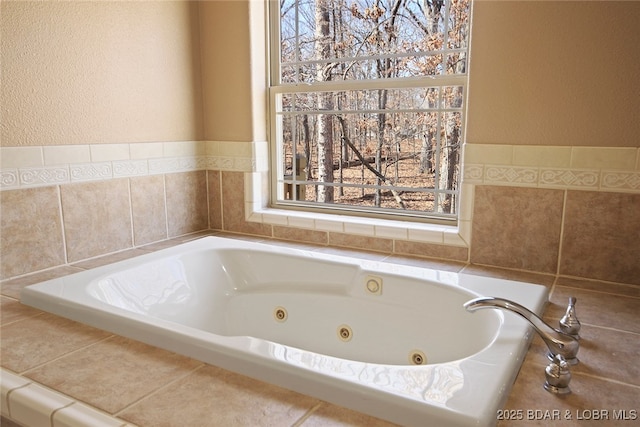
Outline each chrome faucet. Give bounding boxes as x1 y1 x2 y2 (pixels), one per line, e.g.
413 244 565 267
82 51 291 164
559 296 581 339
463 297 580 365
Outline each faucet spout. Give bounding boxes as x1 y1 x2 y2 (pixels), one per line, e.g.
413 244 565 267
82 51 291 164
464 296 579 365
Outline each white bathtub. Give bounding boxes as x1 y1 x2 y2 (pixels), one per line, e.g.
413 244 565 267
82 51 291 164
22 236 548 427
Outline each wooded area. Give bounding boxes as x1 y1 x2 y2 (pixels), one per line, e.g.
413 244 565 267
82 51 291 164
277 0 470 216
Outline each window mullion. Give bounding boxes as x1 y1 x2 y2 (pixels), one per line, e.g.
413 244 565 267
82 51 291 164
271 74 467 94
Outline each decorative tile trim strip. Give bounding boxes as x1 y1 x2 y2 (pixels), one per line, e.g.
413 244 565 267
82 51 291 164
539 168 599 189
0 141 262 190
113 159 149 177
464 164 640 193
70 162 113 182
20 166 70 187
2 142 637 193
0 155 255 190
484 165 538 185
208 156 256 172
462 164 483 183
148 157 202 174
601 171 640 191
1 169 20 189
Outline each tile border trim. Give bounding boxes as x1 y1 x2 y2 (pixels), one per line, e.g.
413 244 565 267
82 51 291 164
3 142 637 250
1 141 260 191
0 368 133 427
463 144 640 193
3 142 638 192
463 164 640 192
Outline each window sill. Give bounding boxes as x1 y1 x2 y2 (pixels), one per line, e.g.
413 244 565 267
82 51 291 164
242 170 474 249
246 205 470 248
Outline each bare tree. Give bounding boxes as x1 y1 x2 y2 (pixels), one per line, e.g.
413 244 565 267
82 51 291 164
315 0 334 203
277 0 469 215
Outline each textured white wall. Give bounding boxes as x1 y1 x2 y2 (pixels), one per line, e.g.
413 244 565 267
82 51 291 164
1 1 203 146
467 1 640 147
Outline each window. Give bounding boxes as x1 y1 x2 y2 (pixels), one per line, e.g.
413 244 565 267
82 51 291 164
269 0 471 223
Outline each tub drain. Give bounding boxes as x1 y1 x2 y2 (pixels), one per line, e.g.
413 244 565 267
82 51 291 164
410 350 427 365
337 325 353 342
274 307 288 322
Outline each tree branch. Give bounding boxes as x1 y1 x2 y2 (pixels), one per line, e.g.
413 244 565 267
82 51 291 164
337 116 406 209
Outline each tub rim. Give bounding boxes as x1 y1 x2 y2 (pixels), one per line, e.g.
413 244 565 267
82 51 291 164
21 236 549 427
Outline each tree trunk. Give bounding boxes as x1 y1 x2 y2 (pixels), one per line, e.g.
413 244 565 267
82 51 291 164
302 114 311 181
315 0 333 203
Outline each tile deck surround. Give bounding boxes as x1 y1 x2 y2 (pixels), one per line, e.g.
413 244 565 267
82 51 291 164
1 233 639 427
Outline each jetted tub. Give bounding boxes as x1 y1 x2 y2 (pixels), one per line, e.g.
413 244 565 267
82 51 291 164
22 236 549 427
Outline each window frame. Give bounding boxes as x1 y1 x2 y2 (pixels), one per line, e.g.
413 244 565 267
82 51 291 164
267 0 470 226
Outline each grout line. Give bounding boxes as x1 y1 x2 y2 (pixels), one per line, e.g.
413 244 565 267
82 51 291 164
162 174 170 239
205 169 211 230
21 334 115 376
49 401 75 426
555 189 568 277
127 178 135 247
557 274 640 290
56 184 69 265
547 275 560 302
4 382 32 420
113 363 206 417
568 146 576 170
572 370 640 390
0 264 84 286
2 368 135 427
460 261 558 281
554 283 640 299
464 184 474 263
69 247 151 270
574 322 640 336
290 402 324 427
219 171 225 231
0 230 214 287
0 310 47 328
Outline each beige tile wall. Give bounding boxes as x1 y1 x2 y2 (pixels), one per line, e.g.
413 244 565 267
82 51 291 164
1 144 639 286
207 170 223 230
561 191 640 284
471 186 640 285
464 144 640 285
60 179 133 262
471 186 565 274
0 187 66 278
220 171 271 238
165 171 209 237
0 171 209 280
130 175 168 246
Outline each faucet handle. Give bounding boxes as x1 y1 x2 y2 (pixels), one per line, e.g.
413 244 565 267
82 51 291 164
544 354 572 394
559 296 581 339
